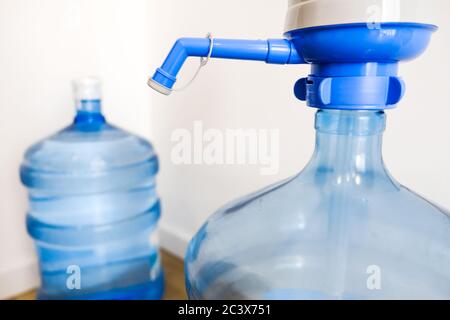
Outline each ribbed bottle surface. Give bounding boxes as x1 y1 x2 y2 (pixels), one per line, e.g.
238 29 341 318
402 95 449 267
20 99 163 299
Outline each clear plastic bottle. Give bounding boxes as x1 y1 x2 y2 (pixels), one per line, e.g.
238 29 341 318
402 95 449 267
20 78 163 299
185 110 450 300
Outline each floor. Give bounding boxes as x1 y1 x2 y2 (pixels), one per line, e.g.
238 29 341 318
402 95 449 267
13 250 187 300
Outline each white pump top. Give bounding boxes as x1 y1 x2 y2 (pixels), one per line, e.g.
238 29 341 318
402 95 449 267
285 0 431 32
72 77 102 101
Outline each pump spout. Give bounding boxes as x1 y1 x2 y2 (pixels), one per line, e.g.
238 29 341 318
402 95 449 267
148 38 304 95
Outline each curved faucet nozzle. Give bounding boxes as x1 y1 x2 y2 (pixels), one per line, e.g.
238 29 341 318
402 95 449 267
149 37 304 95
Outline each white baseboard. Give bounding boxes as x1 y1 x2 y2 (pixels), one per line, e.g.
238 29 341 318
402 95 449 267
158 224 191 259
0 259 39 299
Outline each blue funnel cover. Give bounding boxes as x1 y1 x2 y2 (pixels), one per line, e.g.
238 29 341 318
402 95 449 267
286 23 437 64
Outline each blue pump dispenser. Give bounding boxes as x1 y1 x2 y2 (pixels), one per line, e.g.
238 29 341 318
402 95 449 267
149 23 436 110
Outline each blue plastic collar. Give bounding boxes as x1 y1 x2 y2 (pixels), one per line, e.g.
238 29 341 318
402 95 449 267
294 64 405 110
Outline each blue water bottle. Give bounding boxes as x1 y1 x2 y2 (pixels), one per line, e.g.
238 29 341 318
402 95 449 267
20 77 164 299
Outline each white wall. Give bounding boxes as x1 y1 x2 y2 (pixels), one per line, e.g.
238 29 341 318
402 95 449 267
149 0 450 257
0 0 449 298
0 0 154 298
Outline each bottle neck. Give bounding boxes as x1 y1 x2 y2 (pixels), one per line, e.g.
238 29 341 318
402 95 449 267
74 99 105 124
308 110 387 176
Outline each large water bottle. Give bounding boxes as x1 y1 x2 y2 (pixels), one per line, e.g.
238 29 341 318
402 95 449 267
20 78 164 299
185 110 450 299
